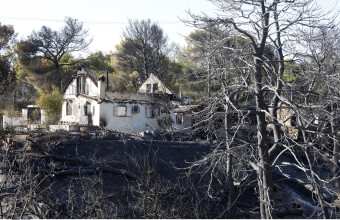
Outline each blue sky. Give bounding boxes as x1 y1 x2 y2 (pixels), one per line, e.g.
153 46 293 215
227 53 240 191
0 0 338 56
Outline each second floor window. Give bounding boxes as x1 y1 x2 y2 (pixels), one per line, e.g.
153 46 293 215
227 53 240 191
153 83 158 92
66 100 73 115
146 84 151 93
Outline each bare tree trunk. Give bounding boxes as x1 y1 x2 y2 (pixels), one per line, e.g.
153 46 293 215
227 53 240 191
269 3 284 161
142 45 149 78
257 169 266 219
224 103 236 217
254 57 275 218
330 106 340 192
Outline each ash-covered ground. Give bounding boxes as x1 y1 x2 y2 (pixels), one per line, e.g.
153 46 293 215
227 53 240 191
0 132 336 218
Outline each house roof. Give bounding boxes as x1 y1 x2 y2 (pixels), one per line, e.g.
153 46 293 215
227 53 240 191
61 67 98 94
173 105 198 113
102 91 171 104
137 73 176 95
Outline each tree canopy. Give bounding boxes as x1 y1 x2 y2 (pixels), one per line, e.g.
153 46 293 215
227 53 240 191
0 23 16 95
114 19 169 80
15 17 92 91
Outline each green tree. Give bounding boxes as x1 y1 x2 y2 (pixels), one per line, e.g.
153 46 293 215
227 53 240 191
15 17 91 91
80 51 116 90
84 51 114 74
0 23 16 95
36 85 63 125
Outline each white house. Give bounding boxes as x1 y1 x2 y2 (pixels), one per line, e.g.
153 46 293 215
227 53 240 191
60 68 187 133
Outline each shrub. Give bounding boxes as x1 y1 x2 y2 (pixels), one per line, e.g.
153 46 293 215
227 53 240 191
36 85 63 125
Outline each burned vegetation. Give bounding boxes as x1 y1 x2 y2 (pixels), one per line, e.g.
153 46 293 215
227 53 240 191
0 126 339 219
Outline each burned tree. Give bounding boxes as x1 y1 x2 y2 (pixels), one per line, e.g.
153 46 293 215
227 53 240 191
184 0 337 218
115 19 169 80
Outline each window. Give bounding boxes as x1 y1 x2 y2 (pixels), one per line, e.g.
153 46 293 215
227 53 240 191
132 105 140 113
83 102 90 116
291 116 296 126
81 77 85 93
176 114 183 124
114 106 127 117
92 106 95 116
83 105 88 116
153 83 158 92
27 107 41 121
66 100 73 115
85 83 89 95
146 84 151 93
77 76 85 93
146 107 160 118
76 78 80 93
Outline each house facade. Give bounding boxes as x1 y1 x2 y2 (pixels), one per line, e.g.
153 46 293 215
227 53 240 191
61 68 188 133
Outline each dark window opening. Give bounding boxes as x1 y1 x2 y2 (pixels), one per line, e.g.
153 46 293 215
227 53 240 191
84 102 90 115
132 105 140 113
27 107 41 122
153 83 158 92
77 76 85 93
146 107 160 118
291 116 296 126
66 101 73 115
176 114 183 124
146 84 151 93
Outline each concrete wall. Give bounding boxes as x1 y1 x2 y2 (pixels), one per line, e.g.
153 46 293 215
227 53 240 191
49 125 79 132
3 113 26 128
3 107 46 129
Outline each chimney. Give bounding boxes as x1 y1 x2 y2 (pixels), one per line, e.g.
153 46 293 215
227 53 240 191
97 76 106 100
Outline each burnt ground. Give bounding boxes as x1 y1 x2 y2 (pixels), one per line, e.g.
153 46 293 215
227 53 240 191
2 132 337 218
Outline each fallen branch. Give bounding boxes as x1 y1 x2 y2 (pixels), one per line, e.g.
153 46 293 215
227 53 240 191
35 165 139 180
26 137 140 180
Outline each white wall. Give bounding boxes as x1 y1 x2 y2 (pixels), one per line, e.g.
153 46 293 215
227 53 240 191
3 114 26 128
62 76 99 125
99 102 160 133
61 96 99 125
